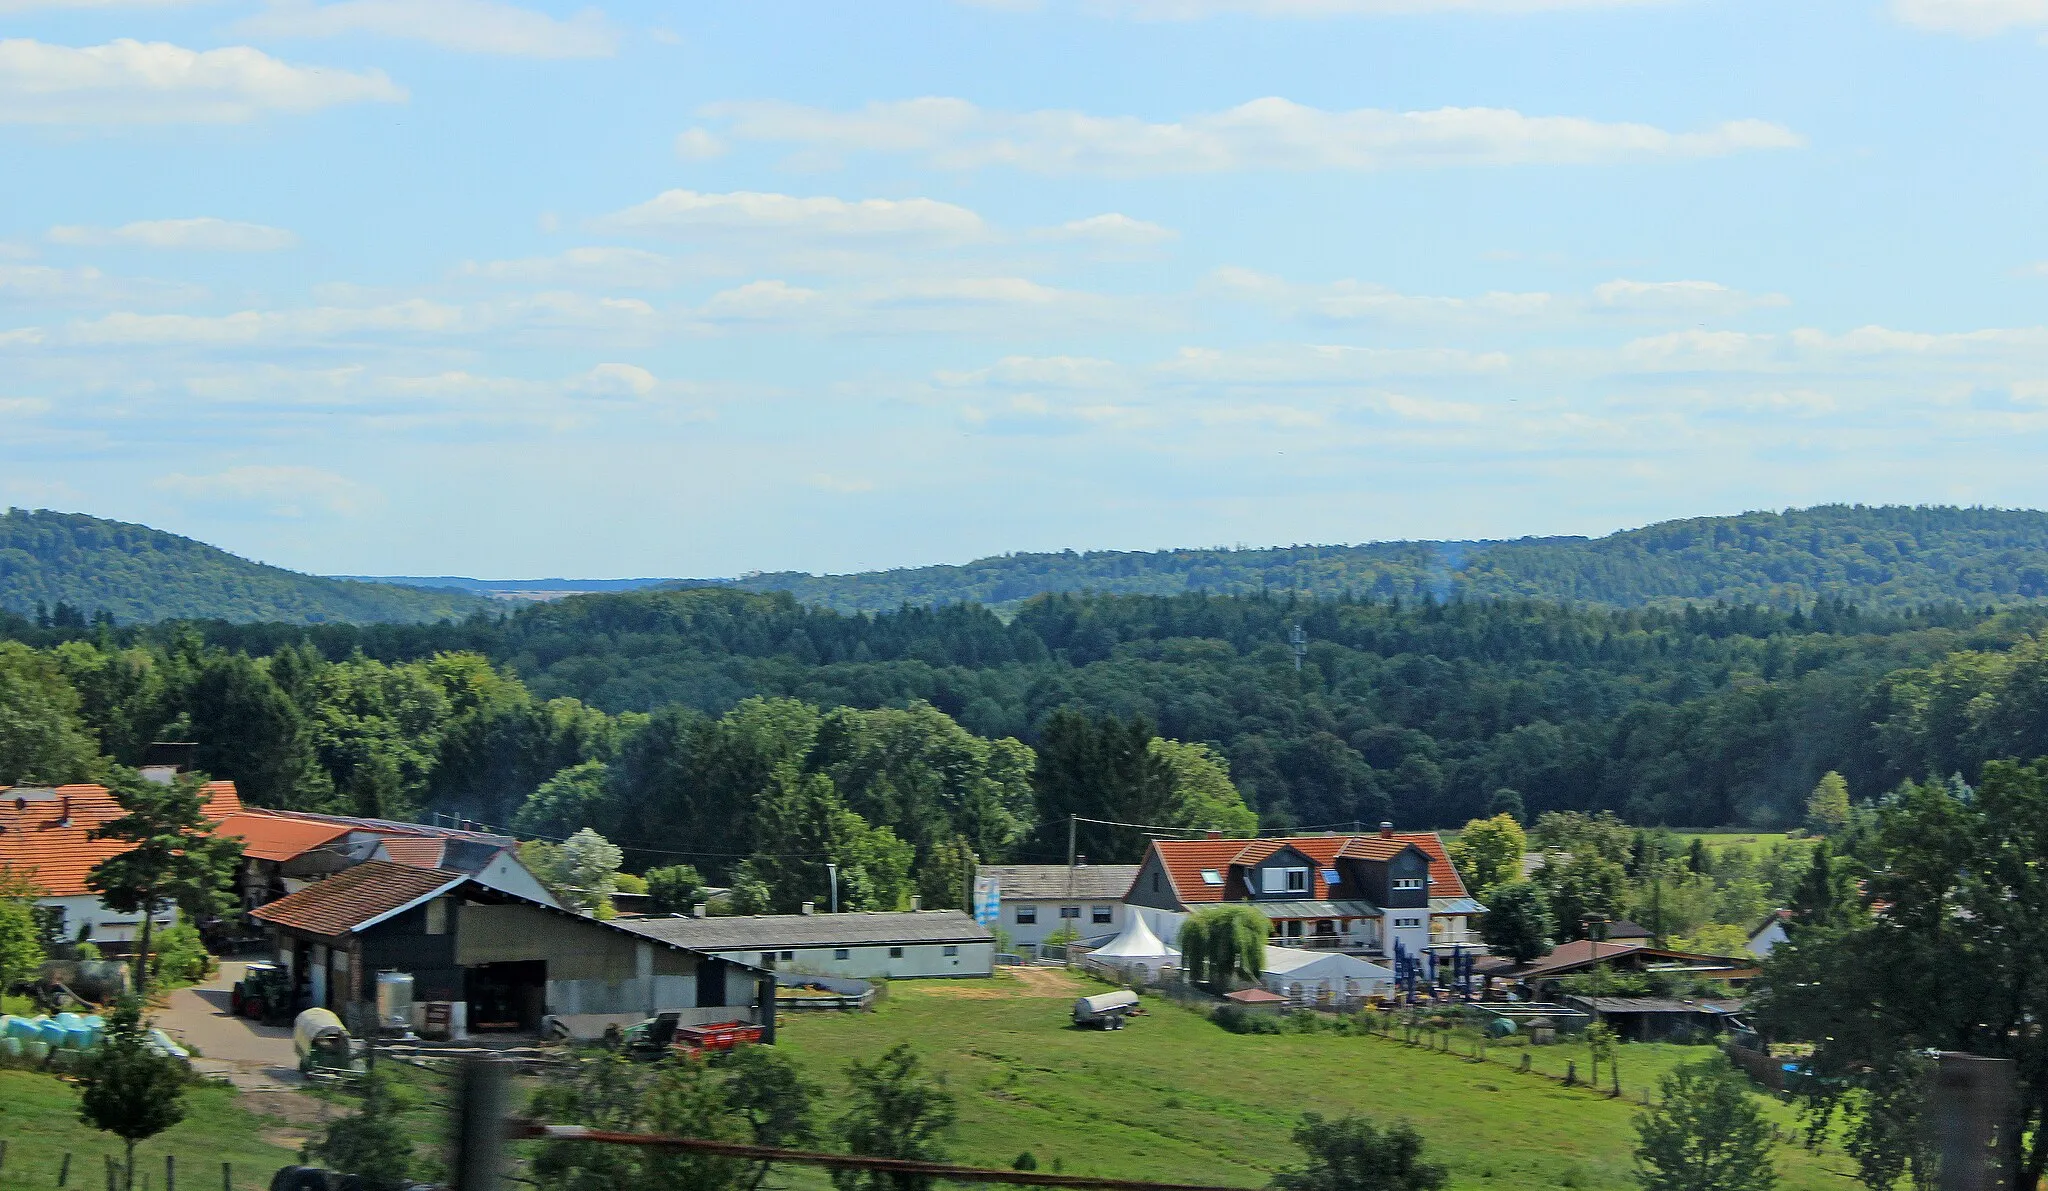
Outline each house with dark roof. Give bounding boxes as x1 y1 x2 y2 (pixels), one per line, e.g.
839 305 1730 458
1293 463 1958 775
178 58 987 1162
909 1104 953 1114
974 864 1138 947
218 807 559 912
251 861 768 1040
0 780 242 947
618 910 995 980
1123 823 1484 963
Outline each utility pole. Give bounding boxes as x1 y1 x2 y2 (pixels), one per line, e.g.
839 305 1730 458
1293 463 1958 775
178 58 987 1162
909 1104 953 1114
1068 816 1077 873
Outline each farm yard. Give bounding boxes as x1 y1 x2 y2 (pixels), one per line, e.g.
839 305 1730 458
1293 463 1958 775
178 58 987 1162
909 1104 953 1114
770 970 1853 1191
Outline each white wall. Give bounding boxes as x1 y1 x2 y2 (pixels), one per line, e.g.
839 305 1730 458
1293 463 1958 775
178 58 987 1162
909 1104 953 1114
35 895 177 945
1001 898 1126 947
711 941 993 979
474 851 561 908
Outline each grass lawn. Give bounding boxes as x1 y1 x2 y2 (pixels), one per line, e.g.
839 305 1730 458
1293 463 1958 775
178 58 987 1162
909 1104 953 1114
0 1069 299 1191
770 971 1851 1191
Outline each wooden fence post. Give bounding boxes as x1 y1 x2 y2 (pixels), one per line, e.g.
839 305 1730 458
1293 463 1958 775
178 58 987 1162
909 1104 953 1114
165 1155 175 1191
61 1152 73 1187
1565 1061 1577 1086
222 1163 231 1191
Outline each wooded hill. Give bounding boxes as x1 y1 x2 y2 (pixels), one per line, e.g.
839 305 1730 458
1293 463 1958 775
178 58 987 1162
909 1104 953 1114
673 504 2048 613
0 509 491 625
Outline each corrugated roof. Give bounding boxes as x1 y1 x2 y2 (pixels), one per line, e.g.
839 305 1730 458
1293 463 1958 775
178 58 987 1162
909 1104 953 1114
977 864 1138 901
215 812 350 863
0 782 241 898
618 910 993 951
1242 899 1382 919
229 806 512 847
1570 996 1746 1014
251 860 465 938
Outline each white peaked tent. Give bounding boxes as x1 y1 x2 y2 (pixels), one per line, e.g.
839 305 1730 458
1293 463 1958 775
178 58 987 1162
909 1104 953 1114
1087 912 1181 979
1260 947 1395 1002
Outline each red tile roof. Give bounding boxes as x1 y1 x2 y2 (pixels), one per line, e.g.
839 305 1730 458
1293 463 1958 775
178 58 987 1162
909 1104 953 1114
1149 830 1469 905
375 837 447 869
251 860 464 938
0 782 241 898
214 812 350 863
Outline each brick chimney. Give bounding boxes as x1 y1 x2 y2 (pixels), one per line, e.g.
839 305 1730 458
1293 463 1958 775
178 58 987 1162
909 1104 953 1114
1206 830 1223 840
1379 821 1394 839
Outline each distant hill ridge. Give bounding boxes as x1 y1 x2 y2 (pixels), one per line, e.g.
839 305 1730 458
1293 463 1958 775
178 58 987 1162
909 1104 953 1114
379 504 2048 616
12 504 2048 625
0 509 490 625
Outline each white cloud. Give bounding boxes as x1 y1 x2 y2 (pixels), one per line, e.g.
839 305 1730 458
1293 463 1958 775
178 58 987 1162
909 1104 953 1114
697 95 1802 175
156 465 379 517
459 247 690 288
1159 342 1513 381
1012 0 1670 12
47 218 298 251
934 355 1125 388
573 361 658 397
0 39 404 124
674 128 727 160
236 0 617 58
1593 278 1789 315
1216 266 1557 324
65 299 465 345
1034 212 1178 247
592 189 988 242
0 263 202 305
1892 0 2048 34
695 275 1146 336
0 0 197 11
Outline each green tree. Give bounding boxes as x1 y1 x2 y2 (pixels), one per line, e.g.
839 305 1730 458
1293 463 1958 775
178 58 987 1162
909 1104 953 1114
77 999 187 1191
1633 1058 1778 1191
715 1046 821 1191
643 864 707 915
0 640 98 784
1533 850 1627 942
514 760 613 839
1147 738 1260 837
0 896 46 991
834 1044 956 1191
557 828 625 917
734 766 912 913
86 770 242 994
1788 840 1858 933
1272 1113 1447 1191
1447 813 1526 896
1805 771 1851 835
1485 787 1525 823
182 650 329 810
1177 905 1268 987
916 834 976 912
312 1068 413 1191
1031 709 1178 863
1477 880 1552 963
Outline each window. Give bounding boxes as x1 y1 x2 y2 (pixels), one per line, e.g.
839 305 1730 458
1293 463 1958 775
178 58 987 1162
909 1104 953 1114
889 947 904 958
762 952 776 966
1016 905 1038 924
834 949 850 960
1394 917 1421 929
424 898 448 935
1287 868 1309 892
943 945 959 957
1200 869 1223 886
1321 868 1341 888
1091 906 1112 924
1392 877 1425 891
1060 906 1081 919
781 951 794 960
1152 872 1162 893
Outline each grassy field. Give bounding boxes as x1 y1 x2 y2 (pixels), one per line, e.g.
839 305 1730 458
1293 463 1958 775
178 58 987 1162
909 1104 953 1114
770 971 1850 1191
0 1069 300 1191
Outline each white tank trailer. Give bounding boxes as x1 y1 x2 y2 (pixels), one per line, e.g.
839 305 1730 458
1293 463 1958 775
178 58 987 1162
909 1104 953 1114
1072 990 1140 1029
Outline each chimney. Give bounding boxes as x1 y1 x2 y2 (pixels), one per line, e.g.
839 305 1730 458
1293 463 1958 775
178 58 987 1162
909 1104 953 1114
691 903 706 918
910 895 922 911
1206 830 1223 840
1379 821 1394 839
1076 855 1087 867
800 901 816 916
57 796 71 827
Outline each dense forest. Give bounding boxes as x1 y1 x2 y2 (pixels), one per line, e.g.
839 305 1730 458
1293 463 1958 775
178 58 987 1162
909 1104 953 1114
8 583 2048 860
0 509 491 624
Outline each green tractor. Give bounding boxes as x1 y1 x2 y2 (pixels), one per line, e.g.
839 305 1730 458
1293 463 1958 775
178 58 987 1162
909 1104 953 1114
230 963 295 1026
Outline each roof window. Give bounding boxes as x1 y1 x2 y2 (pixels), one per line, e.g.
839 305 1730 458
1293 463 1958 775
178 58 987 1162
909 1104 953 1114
1200 869 1223 885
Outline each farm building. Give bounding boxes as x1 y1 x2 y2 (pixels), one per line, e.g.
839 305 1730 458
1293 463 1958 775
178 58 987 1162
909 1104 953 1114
220 807 558 912
0 780 242 946
975 863 1138 947
1564 995 1749 1041
1746 910 1792 958
1501 938 1759 1000
618 910 995 980
251 861 769 1040
1123 824 1483 962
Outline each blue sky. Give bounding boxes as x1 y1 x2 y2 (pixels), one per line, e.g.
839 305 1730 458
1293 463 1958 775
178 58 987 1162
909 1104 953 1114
4 0 2048 578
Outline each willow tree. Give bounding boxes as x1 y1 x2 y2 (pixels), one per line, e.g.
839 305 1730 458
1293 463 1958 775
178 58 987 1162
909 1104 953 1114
1178 905 1268 989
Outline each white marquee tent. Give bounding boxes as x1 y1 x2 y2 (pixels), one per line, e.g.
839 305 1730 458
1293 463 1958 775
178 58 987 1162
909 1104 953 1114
1260 947 1395 1002
1084 913 1180 980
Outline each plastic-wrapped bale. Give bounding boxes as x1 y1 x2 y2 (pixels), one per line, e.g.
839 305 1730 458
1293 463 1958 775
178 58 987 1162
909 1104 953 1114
146 1029 190 1060
82 1015 105 1049
23 1040 49 1062
0 1035 21 1059
34 1019 67 1048
2 1015 35 1041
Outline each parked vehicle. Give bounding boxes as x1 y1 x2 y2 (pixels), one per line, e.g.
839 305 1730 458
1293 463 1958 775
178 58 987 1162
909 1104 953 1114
232 963 295 1025
617 1012 764 1058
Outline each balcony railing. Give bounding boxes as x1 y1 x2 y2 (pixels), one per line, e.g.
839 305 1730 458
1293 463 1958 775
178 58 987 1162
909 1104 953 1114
1271 934 1379 952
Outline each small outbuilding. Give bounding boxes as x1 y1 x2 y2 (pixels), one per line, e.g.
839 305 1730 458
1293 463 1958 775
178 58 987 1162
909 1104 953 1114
1565 995 1748 1041
616 910 995 980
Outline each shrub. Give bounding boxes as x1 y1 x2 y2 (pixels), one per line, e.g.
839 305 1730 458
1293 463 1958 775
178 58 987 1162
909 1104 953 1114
150 924 212 986
1212 1005 1281 1035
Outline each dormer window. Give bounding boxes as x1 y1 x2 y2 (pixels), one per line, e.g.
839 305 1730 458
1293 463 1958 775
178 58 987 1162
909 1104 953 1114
1287 868 1308 892
1200 869 1223 886
1392 877 1425 891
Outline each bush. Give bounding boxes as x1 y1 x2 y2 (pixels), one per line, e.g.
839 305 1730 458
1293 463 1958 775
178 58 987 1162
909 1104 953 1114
151 924 212 986
1211 1004 1282 1035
